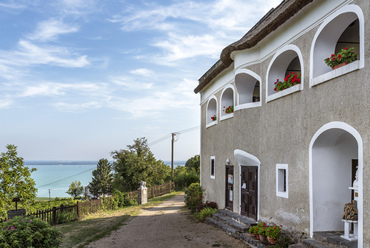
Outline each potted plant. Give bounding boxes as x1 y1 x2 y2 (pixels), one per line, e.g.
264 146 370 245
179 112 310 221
224 105 234 114
248 225 257 238
211 115 217 121
257 222 268 242
274 72 301 92
266 225 282 244
324 47 358 70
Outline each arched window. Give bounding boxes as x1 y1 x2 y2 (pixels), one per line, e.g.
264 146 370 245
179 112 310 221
266 45 304 102
220 85 235 120
206 96 218 128
234 69 261 110
310 5 364 86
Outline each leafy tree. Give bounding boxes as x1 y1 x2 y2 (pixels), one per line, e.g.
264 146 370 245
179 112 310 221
185 155 200 174
111 137 170 192
66 180 84 198
0 144 37 218
89 158 113 198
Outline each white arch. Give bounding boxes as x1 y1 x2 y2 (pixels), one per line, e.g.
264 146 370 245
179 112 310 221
309 121 363 247
206 95 218 128
234 68 262 110
310 4 365 86
266 44 304 102
220 84 235 121
234 149 261 219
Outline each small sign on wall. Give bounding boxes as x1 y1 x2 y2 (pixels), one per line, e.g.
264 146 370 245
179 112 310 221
230 190 233 201
228 174 233 184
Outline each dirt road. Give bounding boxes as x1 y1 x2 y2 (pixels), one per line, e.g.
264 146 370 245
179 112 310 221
86 193 249 248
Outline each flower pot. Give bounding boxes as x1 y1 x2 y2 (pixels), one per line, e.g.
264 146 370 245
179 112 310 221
332 62 348 70
267 236 277 244
259 234 267 242
255 234 260 240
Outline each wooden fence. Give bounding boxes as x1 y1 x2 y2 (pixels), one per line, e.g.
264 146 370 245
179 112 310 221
0 182 175 226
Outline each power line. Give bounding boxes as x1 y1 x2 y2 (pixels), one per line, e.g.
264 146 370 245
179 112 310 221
148 126 200 147
37 167 95 189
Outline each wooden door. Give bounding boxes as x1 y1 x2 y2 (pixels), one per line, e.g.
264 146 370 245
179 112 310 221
241 166 258 220
225 165 234 210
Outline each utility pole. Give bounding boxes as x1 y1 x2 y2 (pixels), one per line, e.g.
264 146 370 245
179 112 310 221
171 133 175 179
48 189 51 209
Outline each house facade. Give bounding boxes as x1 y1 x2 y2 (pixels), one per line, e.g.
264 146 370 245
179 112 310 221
194 0 369 247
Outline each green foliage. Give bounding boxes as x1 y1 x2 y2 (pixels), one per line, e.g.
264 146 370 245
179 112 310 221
0 145 37 219
256 222 268 235
66 180 84 198
112 190 125 208
266 225 282 239
197 207 217 222
184 155 200 174
324 47 358 68
173 164 199 189
0 216 63 247
249 225 257 234
89 159 113 198
274 72 301 92
184 183 204 213
111 137 170 192
275 236 292 248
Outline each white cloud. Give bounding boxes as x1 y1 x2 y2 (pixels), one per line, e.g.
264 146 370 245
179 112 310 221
52 101 102 112
13 40 90 68
0 98 13 108
0 2 26 9
110 76 153 90
27 19 79 42
130 68 155 77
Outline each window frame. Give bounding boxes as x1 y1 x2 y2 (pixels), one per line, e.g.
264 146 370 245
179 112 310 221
276 163 288 198
210 156 215 179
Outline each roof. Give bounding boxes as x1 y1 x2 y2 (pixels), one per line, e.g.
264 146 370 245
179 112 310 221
194 0 314 94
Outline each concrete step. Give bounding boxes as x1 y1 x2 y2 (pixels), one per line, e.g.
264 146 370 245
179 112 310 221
302 233 357 248
212 212 249 233
218 209 256 227
205 217 239 238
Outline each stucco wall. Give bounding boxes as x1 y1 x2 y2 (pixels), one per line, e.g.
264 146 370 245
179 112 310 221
199 0 370 245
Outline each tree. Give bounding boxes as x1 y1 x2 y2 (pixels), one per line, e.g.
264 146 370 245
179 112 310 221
111 137 169 192
185 155 200 174
89 158 113 198
66 180 84 198
0 144 37 218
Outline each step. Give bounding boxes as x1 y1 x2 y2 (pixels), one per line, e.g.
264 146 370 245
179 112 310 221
205 217 239 238
217 209 256 227
302 238 331 248
212 213 249 232
313 232 357 248
239 233 269 248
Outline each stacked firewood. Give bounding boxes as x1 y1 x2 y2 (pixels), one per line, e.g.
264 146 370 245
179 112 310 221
342 201 358 220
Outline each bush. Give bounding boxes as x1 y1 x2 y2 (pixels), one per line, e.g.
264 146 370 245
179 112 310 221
0 216 63 247
112 190 125 208
197 207 217 222
196 201 218 212
184 183 204 213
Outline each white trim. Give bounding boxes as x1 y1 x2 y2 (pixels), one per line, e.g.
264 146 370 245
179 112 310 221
309 121 363 248
206 95 218 127
266 44 304 103
312 60 360 86
220 84 235 121
234 149 260 220
276 163 288 198
234 68 262 110
310 4 365 87
210 156 215 179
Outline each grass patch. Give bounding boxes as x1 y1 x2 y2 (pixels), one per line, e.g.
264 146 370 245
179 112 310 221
56 191 183 248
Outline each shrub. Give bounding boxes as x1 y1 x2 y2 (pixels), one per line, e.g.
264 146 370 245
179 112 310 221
197 207 218 222
196 201 218 212
184 183 204 213
112 190 125 208
0 216 63 247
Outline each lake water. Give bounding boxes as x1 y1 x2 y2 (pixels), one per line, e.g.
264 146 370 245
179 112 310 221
26 160 185 197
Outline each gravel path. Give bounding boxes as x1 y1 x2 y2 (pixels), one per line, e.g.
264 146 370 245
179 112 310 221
86 193 249 248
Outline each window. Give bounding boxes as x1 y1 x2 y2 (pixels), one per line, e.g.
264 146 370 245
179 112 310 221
310 5 364 86
210 156 215 179
220 85 235 121
276 164 288 198
266 45 304 102
206 96 218 128
234 69 262 110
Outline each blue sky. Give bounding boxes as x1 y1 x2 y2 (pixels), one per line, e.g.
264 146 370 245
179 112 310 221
0 0 281 161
